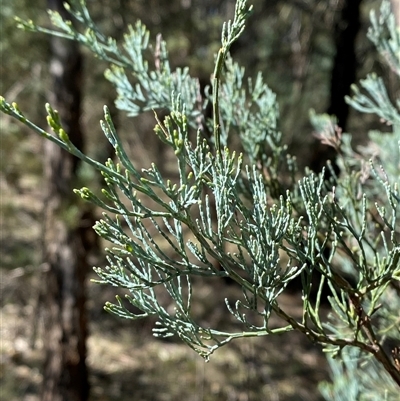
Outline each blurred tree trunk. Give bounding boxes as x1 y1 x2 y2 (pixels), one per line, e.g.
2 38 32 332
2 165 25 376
41 0 90 400
391 0 400 26
311 0 362 173
327 0 362 129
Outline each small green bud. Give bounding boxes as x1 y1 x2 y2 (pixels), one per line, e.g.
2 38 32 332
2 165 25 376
79 187 92 200
59 128 70 142
12 102 22 114
125 243 134 253
101 188 115 200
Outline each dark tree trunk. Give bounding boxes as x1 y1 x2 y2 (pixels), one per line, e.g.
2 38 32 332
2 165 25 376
310 0 362 174
327 0 362 129
41 1 90 400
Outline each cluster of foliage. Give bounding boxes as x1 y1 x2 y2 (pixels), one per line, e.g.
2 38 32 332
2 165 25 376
1 0 399 398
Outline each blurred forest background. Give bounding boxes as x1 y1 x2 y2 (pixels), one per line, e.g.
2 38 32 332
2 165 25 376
1 0 399 400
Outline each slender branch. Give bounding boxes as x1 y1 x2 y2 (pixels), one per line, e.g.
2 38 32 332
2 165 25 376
212 49 225 158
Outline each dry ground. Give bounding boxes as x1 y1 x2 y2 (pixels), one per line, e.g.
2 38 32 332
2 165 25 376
1 266 329 401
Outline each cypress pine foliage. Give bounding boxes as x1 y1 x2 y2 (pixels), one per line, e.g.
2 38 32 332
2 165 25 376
1 0 399 397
